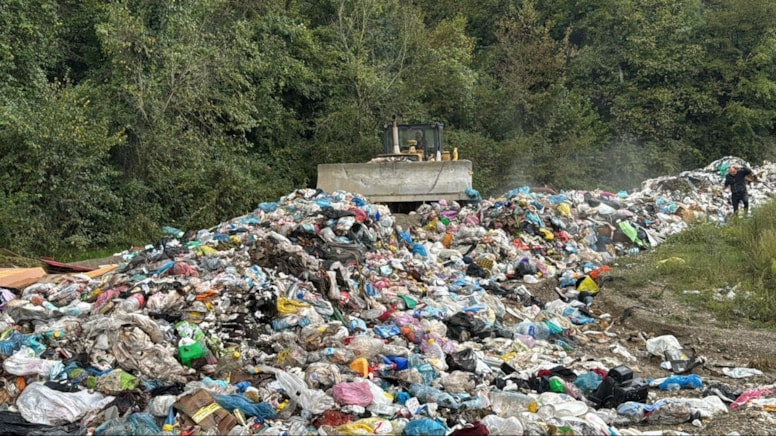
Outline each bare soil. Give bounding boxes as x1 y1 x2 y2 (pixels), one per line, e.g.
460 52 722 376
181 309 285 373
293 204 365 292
526 272 776 435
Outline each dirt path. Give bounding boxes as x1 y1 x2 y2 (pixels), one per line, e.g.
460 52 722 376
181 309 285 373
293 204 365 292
578 276 776 434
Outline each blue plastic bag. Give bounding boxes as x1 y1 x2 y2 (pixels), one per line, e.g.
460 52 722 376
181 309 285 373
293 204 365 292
573 371 602 396
95 412 160 436
213 394 277 420
658 374 703 391
411 242 427 257
403 418 448 436
258 202 278 212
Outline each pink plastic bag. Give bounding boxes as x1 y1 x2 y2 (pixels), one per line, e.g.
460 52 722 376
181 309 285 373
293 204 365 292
730 387 773 410
332 381 374 407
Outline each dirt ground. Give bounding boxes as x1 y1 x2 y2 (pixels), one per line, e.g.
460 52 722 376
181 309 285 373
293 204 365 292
525 273 776 435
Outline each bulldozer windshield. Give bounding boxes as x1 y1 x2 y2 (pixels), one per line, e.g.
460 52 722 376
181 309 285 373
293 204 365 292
382 122 443 158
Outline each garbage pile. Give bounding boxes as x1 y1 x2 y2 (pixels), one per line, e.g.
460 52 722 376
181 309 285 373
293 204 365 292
0 157 775 435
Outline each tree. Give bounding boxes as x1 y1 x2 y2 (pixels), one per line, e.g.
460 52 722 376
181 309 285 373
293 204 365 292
0 82 123 254
700 0 776 162
483 0 607 190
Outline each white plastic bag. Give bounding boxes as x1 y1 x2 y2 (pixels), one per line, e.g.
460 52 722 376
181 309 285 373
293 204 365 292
256 365 334 415
17 382 115 425
722 367 763 378
481 414 524 435
645 335 683 357
3 346 60 376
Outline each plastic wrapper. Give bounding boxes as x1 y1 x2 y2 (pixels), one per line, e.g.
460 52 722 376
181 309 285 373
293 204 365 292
3 346 60 376
304 361 342 389
332 381 374 407
0 410 82 436
347 335 384 359
482 415 523 436
94 412 160 436
213 394 277 420
16 382 115 425
402 418 447 436
148 395 177 417
441 371 475 393
255 365 335 415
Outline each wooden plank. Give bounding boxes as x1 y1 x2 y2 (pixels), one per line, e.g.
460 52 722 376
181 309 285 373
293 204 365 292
0 267 47 288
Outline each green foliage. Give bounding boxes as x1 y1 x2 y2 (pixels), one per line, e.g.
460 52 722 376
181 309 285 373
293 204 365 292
618 203 776 326
1 0 775 260
0 81 124 255
0 0 61 94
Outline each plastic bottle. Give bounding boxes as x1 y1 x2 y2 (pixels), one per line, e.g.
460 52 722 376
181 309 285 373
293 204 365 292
422 339 446 361
461 393 489 410
489 391 538 416
408 383 460 409
161 406 177 435
384 355 409 371
115 294 145 313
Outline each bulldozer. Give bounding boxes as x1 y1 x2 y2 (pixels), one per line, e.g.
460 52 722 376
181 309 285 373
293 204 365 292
316 118 474 209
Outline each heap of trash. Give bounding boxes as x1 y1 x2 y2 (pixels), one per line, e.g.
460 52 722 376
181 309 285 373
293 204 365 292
0 156 775 435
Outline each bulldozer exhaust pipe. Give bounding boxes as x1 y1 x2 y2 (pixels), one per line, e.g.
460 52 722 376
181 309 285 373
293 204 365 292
392 115 400 154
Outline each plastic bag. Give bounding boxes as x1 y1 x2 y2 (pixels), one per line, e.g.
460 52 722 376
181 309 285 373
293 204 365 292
94 412 160 436
148 395 177 417
0 410 81 435
213 394 277 420
408 383 460 409
573 372 602 396
256 365 335 415
347 335 384 359
332 381 374 407
445 348 478 373
481 415 524 435
441 371 475 393
304 361 342 389
657 374 703 391
16 382 115 425
403 418 447 436
445 312 492 341
3 346 60 376
722 367 763 378
645 335 684 357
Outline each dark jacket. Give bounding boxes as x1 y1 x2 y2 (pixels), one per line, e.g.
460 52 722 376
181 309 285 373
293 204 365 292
724 167 752 194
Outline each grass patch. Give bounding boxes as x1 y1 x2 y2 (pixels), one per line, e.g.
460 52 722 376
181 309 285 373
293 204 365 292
614 200 776 328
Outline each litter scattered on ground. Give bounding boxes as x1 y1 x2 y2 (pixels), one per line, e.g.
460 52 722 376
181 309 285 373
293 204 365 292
0 156 774 435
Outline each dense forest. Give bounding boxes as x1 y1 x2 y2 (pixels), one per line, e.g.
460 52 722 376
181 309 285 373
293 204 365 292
1 0 774 256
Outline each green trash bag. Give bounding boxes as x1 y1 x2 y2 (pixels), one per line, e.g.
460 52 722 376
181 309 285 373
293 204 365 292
718 162 730 177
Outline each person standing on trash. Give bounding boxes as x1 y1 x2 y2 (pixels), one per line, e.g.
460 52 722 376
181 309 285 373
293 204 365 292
724 163 753 217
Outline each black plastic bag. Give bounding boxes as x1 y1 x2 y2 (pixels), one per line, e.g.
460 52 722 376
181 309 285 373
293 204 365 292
445 348 478 372
0 411 81 435
445 312 492 341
